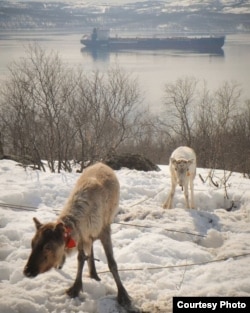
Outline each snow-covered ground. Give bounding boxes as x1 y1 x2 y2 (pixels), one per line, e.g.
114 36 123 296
0 159 250 313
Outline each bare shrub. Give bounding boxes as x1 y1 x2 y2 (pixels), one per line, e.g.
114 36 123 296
162 77 249 174
0 44 78 172
0 45 144 172
70 66 143 170
194 81 242 170
162 77 198 147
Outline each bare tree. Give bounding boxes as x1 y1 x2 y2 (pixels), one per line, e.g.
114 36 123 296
0 45 146 172
2 44 249 175
162 76 198 146
214 80 242 129
193 80 242 171
193 82 215 168
72 67 143 169
209 81 242 170
0 131 4 158
228 99 250 176
0 44 78 172
161 77 247 173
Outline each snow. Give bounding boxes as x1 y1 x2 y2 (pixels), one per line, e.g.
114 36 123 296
0 159 250 313
7 0 250 15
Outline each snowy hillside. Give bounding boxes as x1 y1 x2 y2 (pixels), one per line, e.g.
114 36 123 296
1 0 250 32
0 159 250 313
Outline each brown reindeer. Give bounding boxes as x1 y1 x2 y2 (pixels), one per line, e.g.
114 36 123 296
23 163 132 309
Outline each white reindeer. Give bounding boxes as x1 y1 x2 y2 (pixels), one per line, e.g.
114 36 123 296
163 146 196 209
24 163 132 309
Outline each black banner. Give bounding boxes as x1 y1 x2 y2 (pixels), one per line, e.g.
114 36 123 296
173 297 250 312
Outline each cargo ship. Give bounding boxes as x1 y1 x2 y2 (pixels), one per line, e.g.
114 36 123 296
80 28 225 53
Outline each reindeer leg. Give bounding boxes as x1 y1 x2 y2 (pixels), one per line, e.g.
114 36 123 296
66 246 86 298
100 226 131 308
88 244 101 281
184 180 190 209
163 180 177 209
190 176 195 209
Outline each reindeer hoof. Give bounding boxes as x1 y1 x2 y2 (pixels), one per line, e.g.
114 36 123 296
119 298 141 313
90 273 101 281
66 283 82 298
127 306 141 313
117 290 132 308
66 288 79 298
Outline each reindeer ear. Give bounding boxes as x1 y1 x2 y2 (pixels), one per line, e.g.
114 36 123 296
33 217 42 230
171 158 176 165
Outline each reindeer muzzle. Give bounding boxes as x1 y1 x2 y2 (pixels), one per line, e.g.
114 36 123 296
179 184 184 191
23 265 39 278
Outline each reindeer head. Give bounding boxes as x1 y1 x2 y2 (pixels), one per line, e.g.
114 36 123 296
171 158 194 187
23 218 66 278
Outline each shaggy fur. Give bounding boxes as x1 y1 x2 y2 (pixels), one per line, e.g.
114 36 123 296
163 146 196 209
24 163 131 308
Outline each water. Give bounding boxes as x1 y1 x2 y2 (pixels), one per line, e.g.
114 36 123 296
0 31 250 112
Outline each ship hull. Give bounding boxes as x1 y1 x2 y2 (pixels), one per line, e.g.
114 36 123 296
80 36 225 53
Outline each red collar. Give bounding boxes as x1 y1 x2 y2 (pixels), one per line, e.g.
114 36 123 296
63 226 77 249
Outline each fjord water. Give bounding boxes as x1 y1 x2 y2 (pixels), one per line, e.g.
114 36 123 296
0 31 250 111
